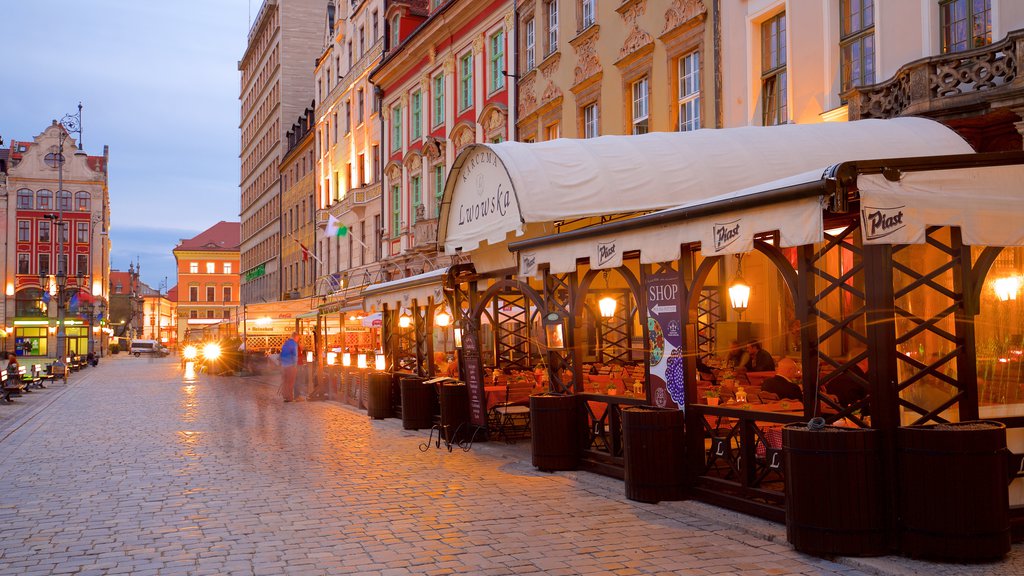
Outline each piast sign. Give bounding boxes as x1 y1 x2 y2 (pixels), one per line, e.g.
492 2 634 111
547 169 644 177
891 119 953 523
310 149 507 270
712 219 741 253
861 205 906 241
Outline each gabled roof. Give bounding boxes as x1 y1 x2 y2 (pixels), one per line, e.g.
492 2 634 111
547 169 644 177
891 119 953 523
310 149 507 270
109 271 134 294
174 221 241 252
166 285 178 302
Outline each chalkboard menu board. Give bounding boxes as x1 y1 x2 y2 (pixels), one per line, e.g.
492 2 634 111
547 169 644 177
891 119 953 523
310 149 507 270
461 324 488 427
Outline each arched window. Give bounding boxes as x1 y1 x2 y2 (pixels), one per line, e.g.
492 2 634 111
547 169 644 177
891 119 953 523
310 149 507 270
57 190 72 211
37 189 53 210
75 191 91 211
16 189 33 209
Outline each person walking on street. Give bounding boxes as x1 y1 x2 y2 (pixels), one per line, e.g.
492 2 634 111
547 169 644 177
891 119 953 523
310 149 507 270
279 332 299 402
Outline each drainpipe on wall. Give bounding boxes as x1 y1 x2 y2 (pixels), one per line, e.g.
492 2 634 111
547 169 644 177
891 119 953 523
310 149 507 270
511 3 519 142
713 0 723 129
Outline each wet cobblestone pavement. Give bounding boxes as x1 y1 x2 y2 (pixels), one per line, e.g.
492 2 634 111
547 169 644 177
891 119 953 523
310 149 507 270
0 355 1018 575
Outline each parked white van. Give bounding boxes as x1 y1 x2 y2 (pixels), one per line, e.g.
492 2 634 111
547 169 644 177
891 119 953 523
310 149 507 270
129 340 169 357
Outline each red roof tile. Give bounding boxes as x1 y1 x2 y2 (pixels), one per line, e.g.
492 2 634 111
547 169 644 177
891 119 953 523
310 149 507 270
175 221 241 251
166 285 178 302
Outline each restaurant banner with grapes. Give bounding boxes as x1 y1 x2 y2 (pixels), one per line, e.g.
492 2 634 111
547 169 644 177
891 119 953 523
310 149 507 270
645 270 683 410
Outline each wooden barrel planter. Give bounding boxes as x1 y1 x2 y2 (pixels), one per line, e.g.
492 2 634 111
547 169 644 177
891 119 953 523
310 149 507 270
530 393 581 472
366 372 392 419
400 376 435 430
439 382 470 445
897 420 1010 562
622 406 686 503
783 423 886 557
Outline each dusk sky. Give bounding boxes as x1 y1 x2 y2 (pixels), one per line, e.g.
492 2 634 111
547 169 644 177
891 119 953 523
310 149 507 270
1 0 253 290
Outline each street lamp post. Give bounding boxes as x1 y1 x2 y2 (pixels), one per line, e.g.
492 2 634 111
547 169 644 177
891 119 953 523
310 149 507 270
52 105 84 364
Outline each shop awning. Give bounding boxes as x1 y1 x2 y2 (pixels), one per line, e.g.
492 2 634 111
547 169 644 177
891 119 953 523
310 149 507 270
439 117 973 257
361 267 449 311
509 152 1024 273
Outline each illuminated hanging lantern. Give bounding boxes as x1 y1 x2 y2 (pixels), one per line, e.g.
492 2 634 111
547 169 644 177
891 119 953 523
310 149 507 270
994 276 1021 302
398 309 412 328
375 352 386 371
453 328 463 348
728 274 751 315
357 353 368 369
598 296 617 318
327 352 338 366
728 254 750 318
340 352 350 366
435 308 451 327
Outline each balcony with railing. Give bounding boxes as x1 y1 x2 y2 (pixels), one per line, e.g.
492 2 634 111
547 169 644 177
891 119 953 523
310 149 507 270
845 29 1024 122
351 182 381 205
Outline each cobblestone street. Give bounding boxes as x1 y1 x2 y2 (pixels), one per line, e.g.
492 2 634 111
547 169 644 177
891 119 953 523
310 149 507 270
0 356 1017 575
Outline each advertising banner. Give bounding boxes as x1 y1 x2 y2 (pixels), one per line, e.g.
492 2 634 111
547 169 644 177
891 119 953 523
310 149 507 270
645 270 684 410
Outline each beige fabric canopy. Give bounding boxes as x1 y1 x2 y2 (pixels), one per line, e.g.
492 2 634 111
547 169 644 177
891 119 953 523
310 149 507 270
439 117 974 257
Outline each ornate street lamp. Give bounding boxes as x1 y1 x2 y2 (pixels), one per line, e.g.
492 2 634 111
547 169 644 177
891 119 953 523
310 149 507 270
50 104 86 363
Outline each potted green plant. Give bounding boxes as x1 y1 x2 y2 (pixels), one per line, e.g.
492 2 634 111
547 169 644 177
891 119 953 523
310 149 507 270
704 388 720 406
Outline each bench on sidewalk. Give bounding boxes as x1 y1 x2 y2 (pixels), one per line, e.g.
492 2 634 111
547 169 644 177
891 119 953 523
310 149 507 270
1 371 25 403
48 362 68 384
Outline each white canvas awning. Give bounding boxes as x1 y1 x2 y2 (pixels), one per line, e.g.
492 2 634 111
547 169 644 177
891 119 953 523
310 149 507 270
361 267 449 311
439 117 974 256
858 163 1024 246
510 153 1024 275
517 170 827 275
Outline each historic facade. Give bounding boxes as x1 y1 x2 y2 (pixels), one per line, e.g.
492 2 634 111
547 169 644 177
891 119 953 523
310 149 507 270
239 0 325 304
314 0 386 300
371 0 514 278
516 0 713 140
281 105 318 300
2 123 110 359
720 0 1024 143
172 222 241 345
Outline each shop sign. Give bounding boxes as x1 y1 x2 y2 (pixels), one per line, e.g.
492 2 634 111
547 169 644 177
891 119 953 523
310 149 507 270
645 270 683 410
445 147 519 252
245 263 266 282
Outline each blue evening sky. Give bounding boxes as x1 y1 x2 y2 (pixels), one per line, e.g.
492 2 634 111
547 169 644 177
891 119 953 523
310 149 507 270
1 0 254 290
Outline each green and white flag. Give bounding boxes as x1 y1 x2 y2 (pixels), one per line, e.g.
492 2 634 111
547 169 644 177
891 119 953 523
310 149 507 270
324 214 348 238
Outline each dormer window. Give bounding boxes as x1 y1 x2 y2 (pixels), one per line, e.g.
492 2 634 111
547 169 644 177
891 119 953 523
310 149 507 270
390 14 400 47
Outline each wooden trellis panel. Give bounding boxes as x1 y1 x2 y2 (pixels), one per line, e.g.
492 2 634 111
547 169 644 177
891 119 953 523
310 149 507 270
892 227 968 425
598 292 632 365
696 287 721 358
808 224 872 426
493 292 532 371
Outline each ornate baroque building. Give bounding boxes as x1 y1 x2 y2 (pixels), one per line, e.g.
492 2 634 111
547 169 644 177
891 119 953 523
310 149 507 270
239 0 325 304
516 0 713 141
2 123 110 358
370 0 515 278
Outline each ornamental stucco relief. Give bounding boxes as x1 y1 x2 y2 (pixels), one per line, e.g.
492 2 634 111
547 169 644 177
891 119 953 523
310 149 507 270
518 74 538 117
620 0 653 59
664 0 706 33
574 32 602 85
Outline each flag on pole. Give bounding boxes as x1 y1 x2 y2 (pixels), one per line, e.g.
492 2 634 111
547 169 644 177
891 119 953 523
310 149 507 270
324 214 349 238
287 234 322 265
